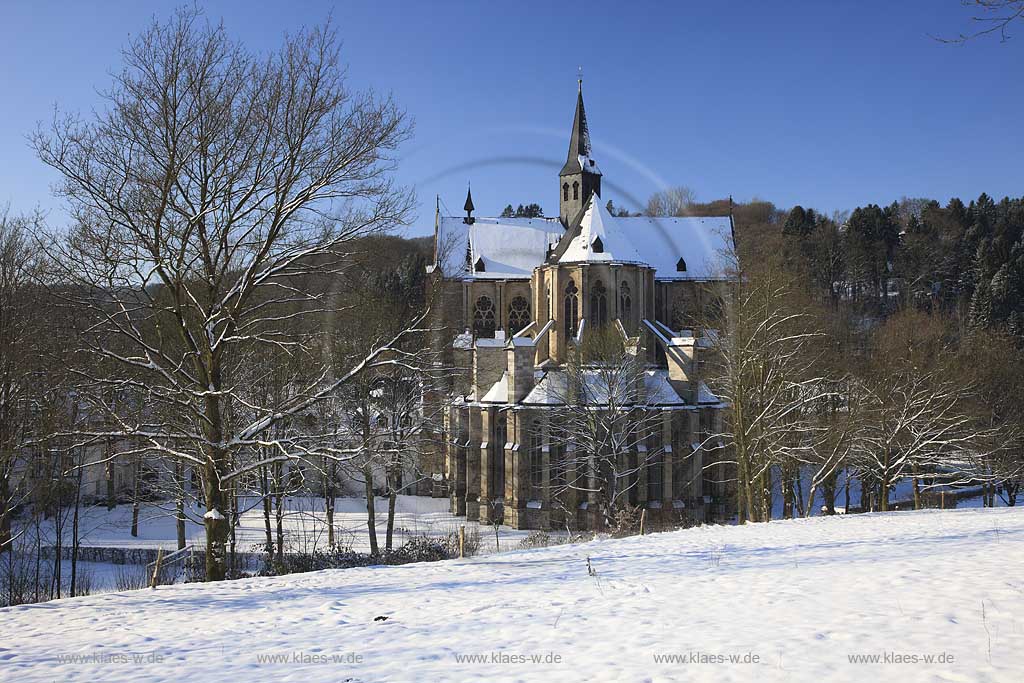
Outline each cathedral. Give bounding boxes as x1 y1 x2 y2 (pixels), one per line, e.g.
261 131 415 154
427 83 734 530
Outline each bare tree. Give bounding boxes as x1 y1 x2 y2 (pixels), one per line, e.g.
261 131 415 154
33 9 422 580
939 1 1024 43
856 312 982 511
0 209 56 555
644 186 697 218
548 326 664 530
705 251 828 523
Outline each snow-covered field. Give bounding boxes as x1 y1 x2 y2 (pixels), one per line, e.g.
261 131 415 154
30 494 537 555
3 507 1022 682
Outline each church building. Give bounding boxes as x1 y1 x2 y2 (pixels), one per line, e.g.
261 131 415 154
428 83 734 530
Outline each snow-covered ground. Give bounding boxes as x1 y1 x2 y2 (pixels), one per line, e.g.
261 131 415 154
27 494 538 554
3 506 1021 682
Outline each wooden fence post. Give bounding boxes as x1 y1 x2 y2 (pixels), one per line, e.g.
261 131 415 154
459 526 465 559
150 548 164 589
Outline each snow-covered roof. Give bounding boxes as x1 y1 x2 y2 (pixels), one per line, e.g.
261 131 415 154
434 207 732 281
480 372 508 403
558 199 644 264
434 217 563 280
615 215 732 280
520 368 708 407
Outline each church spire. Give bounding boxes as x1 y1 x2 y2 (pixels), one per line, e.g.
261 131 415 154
561 80 598 175
463 183 475 225
559 78 602 227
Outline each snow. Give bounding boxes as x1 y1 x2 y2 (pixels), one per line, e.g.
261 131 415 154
3 507 1022 682
559 198 645 264
521 368 703 406
616 215 733 280
433 208 733 282
19 495 535 556
479 371 509 403
203 509 225 521
435 216 563 280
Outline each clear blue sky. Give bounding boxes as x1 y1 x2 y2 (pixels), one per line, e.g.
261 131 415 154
1 1 1021 236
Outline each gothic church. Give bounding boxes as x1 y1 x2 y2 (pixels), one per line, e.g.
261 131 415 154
428 83 734 530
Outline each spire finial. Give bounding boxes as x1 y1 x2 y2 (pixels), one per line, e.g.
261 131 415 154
463 182 475 224
577 65 583 92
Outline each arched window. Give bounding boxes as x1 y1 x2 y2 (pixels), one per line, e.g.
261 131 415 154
563 280 579 338
508 296 531 334
563 183 569 202
590 280 608 328
646 426 663 501
572 181 579 200
491 411 507 499
473 296 496 338
620 281 632 323
528 422 544 500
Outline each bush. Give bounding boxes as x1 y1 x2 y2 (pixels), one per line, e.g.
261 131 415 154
518 531 552 549
114 564 149 591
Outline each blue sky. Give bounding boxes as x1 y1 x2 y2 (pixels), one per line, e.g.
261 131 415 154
1 1 1021 236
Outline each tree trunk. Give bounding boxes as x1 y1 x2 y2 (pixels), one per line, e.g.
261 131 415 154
912 464 921 511
364 463 378 555
130 460 140 537
781 470 793 520
175 461 186 551
105 437 115 511
70 463 81 598
0 473 11 554
325 461 336 548
261 466 273 556
203 457 230 582
386 475 397 552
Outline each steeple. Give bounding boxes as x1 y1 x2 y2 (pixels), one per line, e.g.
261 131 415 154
463 183 475 225
558 79 602 227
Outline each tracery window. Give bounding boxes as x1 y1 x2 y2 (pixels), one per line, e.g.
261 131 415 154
473 295 496 338
491 411 507 498
563 280 579 338
508 296 531 334
528 423 543 500
620 281 632 323
590 280 608 328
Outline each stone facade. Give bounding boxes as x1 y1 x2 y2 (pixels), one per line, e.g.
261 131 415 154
428 84 734 531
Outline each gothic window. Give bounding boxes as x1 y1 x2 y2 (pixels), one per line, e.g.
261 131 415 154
491 411 507 499
563 183 569 202
620 281 632 323
473 295 496 339
591 236 603 253
508 296 531 334
573 181 579 200
563 280 579 338
528 423 543 499
647 452 664 502
676 257 687 272
590 280 608 328
474 257 486 272
550 442 566 489
646 427 663 501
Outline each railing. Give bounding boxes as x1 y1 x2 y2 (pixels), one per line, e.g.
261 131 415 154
146 544 198 586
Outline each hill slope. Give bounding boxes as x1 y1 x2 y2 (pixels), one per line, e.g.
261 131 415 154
3 507 1022 682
